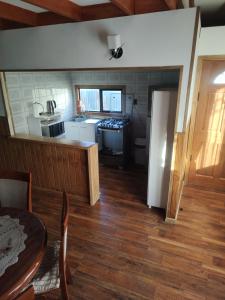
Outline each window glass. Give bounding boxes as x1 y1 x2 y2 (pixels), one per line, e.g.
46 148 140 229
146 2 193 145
78 88 122 113
102 90 122 112
79 89 100 112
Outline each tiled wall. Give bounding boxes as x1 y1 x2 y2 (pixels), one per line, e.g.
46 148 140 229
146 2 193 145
5 70 179 140
71 70 179 141
5 72 74 134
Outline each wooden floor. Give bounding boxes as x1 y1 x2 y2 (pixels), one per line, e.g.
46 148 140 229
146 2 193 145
33 166 225 300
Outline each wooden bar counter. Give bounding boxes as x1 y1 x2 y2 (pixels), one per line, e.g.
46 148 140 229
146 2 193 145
0 133 100 206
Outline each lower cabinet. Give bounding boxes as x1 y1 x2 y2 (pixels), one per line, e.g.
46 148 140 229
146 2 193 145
79 123 96 142
64 122 80 140
64 121 96 142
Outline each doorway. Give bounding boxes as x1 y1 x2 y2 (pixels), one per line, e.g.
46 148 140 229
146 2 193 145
188 59 225 192
1 67 181 217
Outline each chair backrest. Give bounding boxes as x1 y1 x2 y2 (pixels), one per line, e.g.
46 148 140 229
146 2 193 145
60 192 69 274
59 192 70 300
0 170 32 211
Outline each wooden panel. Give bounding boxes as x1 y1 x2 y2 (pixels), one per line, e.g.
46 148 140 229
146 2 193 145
0 116 10 136
111 0 134 15
135 0 168 14
0 1 37 25
22 0 82 21
0 135 100 205
163 0 178 9
188 59 225 191
166 132 185 220
82 3 124 21
0 0 179 30
0 19 28 30
88 144 100 206
37 12 72 26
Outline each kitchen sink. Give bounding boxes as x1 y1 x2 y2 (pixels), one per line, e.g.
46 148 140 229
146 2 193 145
72 115 87 122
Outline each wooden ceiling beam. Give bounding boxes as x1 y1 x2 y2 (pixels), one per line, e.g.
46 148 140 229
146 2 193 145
82 3 124 21
189 0 195 7
135 0 168 14
0 1 37 26
111 0 134 15
37 12 72 26
22 0 82 21
0 0 179 30
0 19 28 30
163 0 178 9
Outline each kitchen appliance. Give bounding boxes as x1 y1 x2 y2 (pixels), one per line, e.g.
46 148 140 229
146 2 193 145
41 120 65 138
33 102 44 118
98 118 129 130
27 116 65 138
147 90 177 209
97 118 130 167
46 100 56 115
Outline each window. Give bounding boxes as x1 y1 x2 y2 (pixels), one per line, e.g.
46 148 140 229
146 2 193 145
77 87 124 113
80 89 100 112
102 90 122 112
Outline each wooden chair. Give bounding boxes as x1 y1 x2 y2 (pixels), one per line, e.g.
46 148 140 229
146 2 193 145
15 286 35 300
31 192 72 300
0 170 32 211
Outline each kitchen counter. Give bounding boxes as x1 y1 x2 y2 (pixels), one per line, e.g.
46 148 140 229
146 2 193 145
64 119 100 143
10 133 96 150
84 118 101 124
3 133 100 206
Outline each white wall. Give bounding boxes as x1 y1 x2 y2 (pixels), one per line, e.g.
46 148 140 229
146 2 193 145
0 8 197 131
198 26 225 56
5 72 74 134
187 26 225 126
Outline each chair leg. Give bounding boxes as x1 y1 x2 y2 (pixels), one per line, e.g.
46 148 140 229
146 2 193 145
61 282 69 300
66 263 73 285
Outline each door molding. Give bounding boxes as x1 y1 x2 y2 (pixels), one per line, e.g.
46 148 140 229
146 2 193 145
0 72 15 136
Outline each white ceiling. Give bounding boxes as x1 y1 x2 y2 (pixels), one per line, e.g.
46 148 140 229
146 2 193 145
1 0 47 12
1 0 110 12
70 0 110 5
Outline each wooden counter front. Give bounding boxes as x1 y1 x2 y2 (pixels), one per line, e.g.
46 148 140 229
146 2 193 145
0 134 100 206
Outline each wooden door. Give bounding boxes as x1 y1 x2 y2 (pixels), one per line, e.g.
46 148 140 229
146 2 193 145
188 60 225 191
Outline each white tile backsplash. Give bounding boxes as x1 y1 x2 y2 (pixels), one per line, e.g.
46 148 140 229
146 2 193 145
6 69 179 140
5 74 20 87
71 70 179 141
8 88 23 101
5 71 74 134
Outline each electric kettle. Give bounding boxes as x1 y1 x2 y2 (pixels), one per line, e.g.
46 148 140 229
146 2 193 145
46 100 56 115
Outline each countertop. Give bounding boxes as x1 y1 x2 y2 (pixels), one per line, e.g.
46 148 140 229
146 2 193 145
10 134 96 150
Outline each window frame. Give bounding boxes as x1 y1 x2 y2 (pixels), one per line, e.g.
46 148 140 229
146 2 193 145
75 85 126 115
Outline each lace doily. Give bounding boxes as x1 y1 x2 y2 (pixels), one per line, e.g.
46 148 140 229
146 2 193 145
0 215 27 277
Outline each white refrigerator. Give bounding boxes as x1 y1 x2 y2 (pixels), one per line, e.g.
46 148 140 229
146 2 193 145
147 90 177 209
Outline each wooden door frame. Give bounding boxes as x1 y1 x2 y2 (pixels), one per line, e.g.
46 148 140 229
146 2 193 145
1 66 184 219
185 55 225 184
0 72 15 135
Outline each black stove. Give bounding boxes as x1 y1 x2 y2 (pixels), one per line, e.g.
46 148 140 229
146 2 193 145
98 118 129 130
97 118 131 168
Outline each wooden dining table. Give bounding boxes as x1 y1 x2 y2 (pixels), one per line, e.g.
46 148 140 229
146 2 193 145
0 208 47 300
